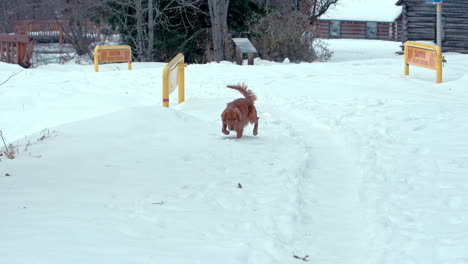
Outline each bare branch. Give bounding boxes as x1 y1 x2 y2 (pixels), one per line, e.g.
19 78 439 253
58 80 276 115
100 0 203 61
0 69 24 86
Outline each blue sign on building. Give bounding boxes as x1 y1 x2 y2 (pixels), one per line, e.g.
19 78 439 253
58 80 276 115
426 0 442 3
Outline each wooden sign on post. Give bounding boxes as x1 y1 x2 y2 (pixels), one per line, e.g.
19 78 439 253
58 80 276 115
404 41 444 83
93 45 132 72
232 38 257 65
162 53 186 107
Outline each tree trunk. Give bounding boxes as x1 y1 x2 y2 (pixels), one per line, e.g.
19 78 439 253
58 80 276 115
135 0 145 61
147 0 154 61
208 0 230 62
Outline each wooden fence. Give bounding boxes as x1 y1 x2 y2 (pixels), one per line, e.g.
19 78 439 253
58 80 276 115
10 20 102 45
0 34 35 68
11 20 64 44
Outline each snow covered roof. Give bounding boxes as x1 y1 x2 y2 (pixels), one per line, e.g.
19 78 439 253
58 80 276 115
320 0 402 22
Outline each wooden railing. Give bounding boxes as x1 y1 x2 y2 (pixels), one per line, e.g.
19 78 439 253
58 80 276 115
10 20 102 45
0 34 35 68
11 20 64 44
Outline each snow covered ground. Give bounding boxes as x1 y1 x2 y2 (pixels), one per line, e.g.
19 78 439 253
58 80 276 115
1 39 468 264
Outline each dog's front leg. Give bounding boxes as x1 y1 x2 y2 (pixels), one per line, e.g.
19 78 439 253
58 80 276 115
222 123 230 135
236 128 244 138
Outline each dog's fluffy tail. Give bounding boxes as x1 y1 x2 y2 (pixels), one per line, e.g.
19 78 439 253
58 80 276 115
227 83 257 102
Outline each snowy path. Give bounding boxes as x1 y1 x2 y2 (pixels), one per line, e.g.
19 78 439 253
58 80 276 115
289 121 368 264
170 88 373 262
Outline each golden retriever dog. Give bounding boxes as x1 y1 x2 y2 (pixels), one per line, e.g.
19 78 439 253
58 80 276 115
221 84 259 138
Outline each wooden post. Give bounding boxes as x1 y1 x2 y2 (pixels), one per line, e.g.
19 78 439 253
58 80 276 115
178 63 186 104
236 47 243 65
7 42 12 63
4 41 8 63
93 46 100 72
11 42 15 63
436 3 442 49
436 55 443 84
247 53 254 65
59 27 64 45
17 42 23 66
0 41 4 62
162 66 169 107
404 44 409 76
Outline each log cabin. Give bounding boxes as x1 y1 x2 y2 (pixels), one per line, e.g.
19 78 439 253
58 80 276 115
317 0 403 41
396 0 468 53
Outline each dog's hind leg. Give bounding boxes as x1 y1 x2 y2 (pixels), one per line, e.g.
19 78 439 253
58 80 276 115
248 106 259 136
253 118 258 136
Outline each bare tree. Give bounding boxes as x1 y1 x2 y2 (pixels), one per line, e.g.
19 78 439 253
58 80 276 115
147 0 154 60
0 0 40 33
0 0 12 33
207 0 229 62
54 0 101 56
100 0 202 62
258 0 338 24
299 0 338 25
135 0 145 60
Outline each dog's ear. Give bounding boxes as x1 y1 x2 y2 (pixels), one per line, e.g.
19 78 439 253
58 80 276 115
221 110 226 120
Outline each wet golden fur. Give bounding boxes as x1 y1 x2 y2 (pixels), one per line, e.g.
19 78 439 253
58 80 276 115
221 84 259 138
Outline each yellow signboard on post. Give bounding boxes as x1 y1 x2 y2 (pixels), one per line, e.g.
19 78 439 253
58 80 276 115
404 41 444 83
162 53 186 107
93 45 132 72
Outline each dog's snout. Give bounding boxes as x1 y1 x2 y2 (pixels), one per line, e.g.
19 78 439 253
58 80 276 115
229 125 235 131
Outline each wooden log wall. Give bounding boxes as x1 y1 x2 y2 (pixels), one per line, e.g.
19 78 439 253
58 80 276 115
317 21 330 38
377 23 391 40
317 20 401 41
0 34 35 68
400 0 468 53
395 18 403 42
340 21 366 38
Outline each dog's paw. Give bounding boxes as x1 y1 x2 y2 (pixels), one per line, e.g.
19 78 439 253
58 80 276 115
222 130 230 135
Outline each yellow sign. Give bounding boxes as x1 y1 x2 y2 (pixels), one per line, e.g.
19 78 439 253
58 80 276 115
100 49 130 63
93 45 132 72
406 46 437 70
162 53 186 107
404 41 444 83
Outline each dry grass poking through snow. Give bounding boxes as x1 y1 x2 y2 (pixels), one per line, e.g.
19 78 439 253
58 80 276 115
0 129 55 161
